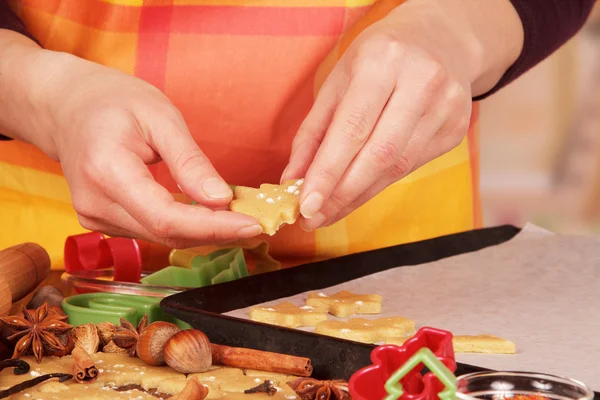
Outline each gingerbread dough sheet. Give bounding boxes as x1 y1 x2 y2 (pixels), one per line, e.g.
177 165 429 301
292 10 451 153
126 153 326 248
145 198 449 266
226 224 600 391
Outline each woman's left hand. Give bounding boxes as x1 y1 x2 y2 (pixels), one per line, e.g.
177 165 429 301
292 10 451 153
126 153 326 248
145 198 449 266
281 0 523 230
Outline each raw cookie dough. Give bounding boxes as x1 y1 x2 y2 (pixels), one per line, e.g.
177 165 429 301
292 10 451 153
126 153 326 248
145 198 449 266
230 179 304 235
314 317 415 343
306 290 382 318
189 367 298 398
0 353 299 399
249 302 328 328
453 334 517 354
385 334 517 354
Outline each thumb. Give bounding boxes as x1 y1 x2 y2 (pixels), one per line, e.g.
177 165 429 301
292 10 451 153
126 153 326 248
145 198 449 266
146 111 232 207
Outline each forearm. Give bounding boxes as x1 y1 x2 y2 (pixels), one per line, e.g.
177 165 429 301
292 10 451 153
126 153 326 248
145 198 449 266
387 0 523 98
0 30 60 158
390 0 595 100
458 0 525 97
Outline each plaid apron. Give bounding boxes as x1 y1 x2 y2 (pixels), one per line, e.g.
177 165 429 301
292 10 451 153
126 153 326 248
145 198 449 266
2 0 481 270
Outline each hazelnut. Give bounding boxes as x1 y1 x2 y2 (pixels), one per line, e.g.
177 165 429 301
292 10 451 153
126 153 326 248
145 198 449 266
136 321 181 366
164 329 212 374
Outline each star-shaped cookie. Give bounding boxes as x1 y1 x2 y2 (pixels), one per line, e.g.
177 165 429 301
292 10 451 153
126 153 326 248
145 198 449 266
314 317 415 343
306 290 382 318
230 179 304 235
249 302 328 328
385 334 517 354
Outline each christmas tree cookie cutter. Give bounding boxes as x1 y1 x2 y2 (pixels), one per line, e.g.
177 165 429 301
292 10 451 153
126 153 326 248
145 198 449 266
141 247 249 287
384 347 457 400
348 326 457 400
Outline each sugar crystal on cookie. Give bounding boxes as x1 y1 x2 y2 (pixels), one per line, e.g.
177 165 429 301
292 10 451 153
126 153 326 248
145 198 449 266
230 179 304 235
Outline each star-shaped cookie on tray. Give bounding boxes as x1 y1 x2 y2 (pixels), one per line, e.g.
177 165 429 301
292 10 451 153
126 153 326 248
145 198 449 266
249 302 327 328
314 317 415 343
306 290 383 318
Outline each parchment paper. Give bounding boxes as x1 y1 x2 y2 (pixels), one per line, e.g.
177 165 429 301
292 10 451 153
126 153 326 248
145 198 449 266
225 224 600 390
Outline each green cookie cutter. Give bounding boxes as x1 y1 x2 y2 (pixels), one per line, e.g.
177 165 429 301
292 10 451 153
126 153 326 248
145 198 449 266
140 247 248 288
384 347 457 400
62 292 192 329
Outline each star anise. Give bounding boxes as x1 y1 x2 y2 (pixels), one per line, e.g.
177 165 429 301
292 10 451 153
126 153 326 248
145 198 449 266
0 303 72 364
112 315 148 357
287 377 351 400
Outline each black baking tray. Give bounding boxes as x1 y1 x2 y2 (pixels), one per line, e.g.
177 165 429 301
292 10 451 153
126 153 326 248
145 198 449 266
160 225 599 399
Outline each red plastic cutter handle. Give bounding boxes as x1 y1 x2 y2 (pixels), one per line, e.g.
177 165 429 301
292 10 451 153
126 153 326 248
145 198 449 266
100 237 142 283
64 232 112 272
64 232 142 283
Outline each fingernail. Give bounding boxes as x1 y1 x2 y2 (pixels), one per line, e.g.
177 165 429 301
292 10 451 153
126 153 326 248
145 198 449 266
202 178 232 199
280 165 290 184
237 224 263 237
300 192 324 219
300 212 326 231
176 184 184 193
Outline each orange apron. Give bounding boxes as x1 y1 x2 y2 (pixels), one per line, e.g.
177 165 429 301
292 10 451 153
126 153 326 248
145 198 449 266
2 0 481 270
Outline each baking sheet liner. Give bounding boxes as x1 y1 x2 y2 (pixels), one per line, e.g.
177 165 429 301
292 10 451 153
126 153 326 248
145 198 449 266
225 224 600 390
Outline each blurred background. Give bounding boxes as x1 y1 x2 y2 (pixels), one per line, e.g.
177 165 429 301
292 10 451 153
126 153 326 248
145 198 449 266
479 3 600 235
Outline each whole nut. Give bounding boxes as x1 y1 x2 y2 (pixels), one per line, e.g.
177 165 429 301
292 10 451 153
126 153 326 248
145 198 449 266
164 329 212 373
136 321 181 366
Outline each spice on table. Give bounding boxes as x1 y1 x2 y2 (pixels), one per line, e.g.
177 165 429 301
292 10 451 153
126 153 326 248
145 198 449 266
112 315 148 357
0 373 73 399
211 344 313 377
244 380 277 396
114 384 171 399
0 303 72 363
176 376 209 400
0 359 29 375
44 332 75 358
72 323 100 354
504 396 550 400
287 377 350 400
96 321 117 346
97 321 128 354
71 346 99 383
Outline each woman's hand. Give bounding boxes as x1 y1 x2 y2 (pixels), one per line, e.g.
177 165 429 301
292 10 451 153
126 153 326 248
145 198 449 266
0 33 262 248
282 0 523 230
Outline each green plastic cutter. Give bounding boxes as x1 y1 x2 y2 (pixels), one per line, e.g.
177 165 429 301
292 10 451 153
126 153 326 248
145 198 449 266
62 292 192 329
140 247 248 288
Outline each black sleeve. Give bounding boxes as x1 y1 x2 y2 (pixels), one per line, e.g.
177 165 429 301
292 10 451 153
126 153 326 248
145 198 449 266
0 2 36 43
474 0 597 100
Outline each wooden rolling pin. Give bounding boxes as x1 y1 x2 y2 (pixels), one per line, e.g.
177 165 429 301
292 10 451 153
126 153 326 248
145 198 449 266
0 243 51 316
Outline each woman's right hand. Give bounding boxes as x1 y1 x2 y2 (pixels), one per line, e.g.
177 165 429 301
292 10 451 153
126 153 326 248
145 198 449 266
0 35 263 248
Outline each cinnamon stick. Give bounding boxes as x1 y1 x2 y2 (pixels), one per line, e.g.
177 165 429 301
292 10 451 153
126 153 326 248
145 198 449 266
210 344 312 377
72 346 99 383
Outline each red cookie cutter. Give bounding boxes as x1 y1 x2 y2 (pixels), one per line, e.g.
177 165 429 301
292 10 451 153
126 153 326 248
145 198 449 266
64 232 142 283
349 327 456 400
